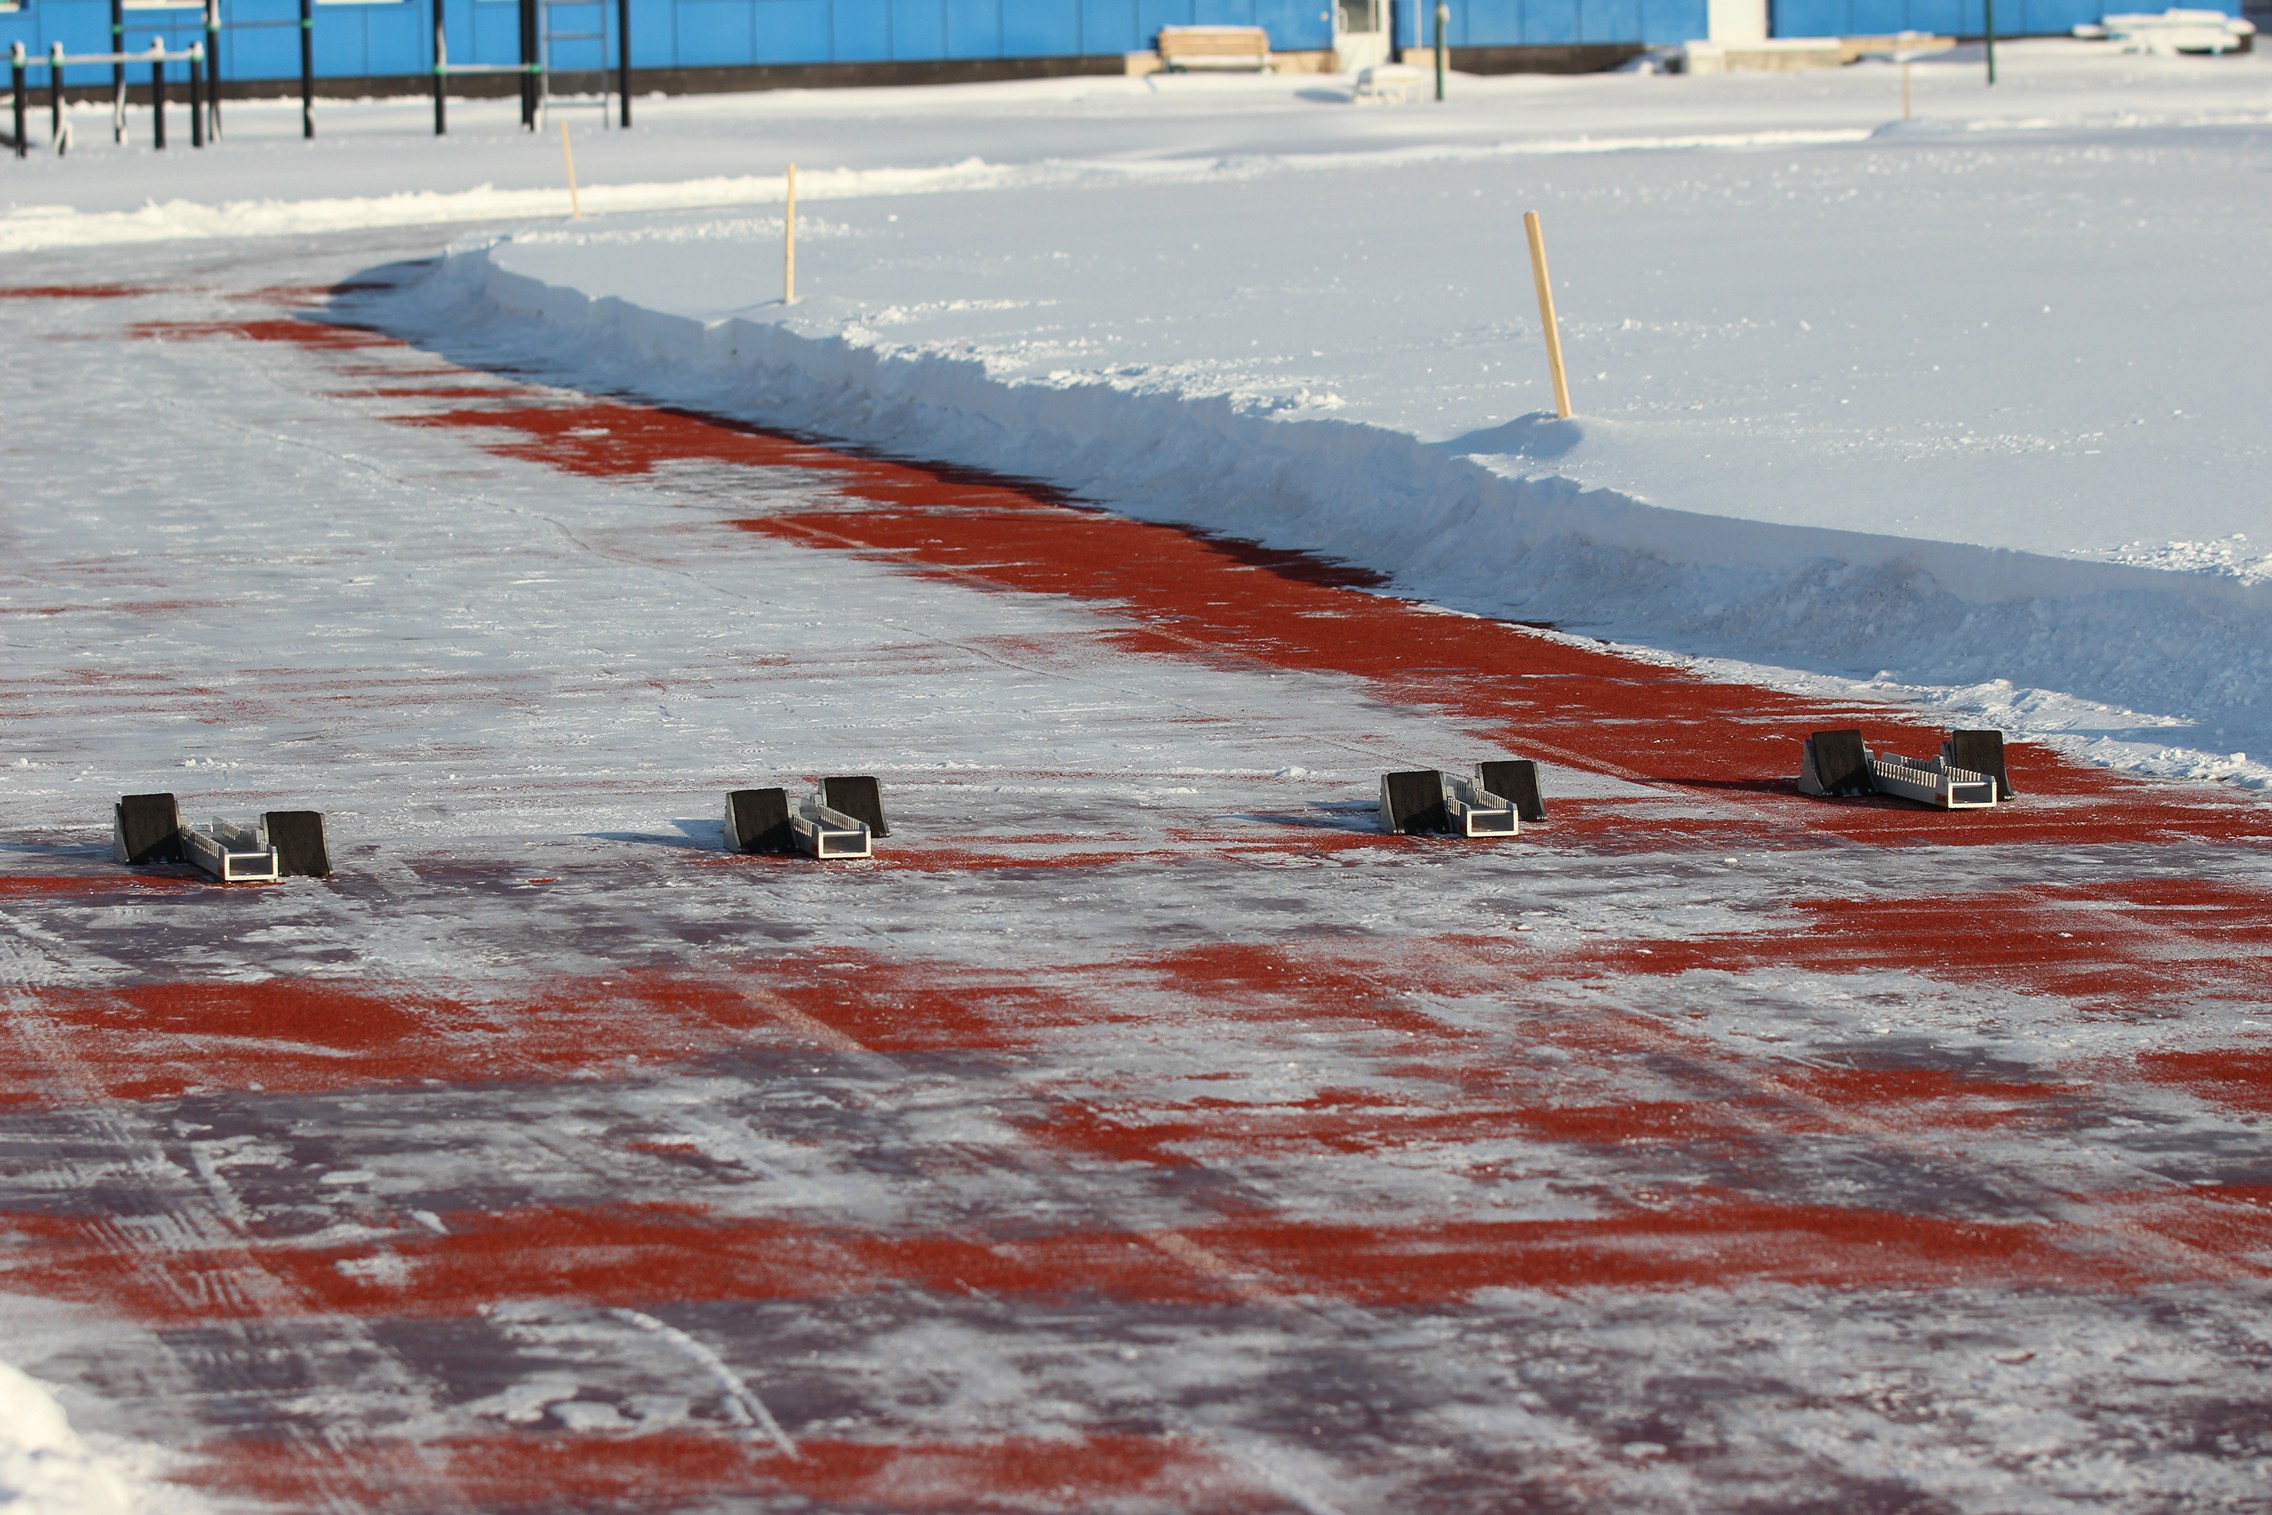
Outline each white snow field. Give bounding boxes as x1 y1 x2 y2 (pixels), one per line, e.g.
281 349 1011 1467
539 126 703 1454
3 42 2272 1515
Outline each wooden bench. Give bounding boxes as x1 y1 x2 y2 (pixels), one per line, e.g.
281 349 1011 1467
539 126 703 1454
1157 25 1272 72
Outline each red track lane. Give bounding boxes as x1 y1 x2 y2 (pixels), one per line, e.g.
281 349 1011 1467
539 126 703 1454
188 1430 1276 1515
380 393 2268 850
19 1186 2258 1327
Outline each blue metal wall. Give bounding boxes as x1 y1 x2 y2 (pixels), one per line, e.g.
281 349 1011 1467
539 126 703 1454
1 0 2235 82
1394 0 1709 48
1769 0 2236 36
0 0 1338 80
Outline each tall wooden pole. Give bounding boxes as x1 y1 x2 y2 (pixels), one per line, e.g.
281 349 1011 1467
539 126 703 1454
783 162 798 305
559 120 581 219
1523 210 1573 420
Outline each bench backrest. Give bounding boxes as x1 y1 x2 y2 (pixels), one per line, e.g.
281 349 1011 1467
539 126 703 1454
1158 25 1270 59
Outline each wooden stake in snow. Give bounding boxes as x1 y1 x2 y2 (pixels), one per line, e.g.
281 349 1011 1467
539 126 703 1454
784 161 798 305
1523 210 1573 420
559 120 582 220
1902 58 1913 119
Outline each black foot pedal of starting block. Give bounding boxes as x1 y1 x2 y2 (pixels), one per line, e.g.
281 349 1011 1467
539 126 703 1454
1379 770 1450 835
1796 730 1875 798
1944 729 2013 800
724 788 795 854
820 776 889 838
1476 759 1546 823
261 811 332 878
113 792 183 865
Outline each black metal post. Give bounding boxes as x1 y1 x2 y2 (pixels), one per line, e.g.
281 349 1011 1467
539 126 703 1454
518 0 537 130
298 0 314 137
1433 0 1447 101
111 0 125 142
616 0 630 127
150 47 165 149
49 43 64 155
1983 0 1997 84
10 46 25 161
431 0 446 135
204 0 221 138
188 45 203 146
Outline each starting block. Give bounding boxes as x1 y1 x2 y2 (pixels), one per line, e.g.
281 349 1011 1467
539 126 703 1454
723 777 885 860
1797 730 2002 810
1380 766 1523 838
114 794 333 880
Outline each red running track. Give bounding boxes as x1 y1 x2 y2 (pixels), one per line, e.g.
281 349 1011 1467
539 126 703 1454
0 274 2264 1513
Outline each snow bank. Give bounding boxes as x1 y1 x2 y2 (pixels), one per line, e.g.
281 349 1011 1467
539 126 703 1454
390 242 2272 788
0 127 1894 254
0 1361 149 1515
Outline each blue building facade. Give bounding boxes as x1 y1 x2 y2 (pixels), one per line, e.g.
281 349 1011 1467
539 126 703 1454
0 0 2240 88
1765 0 2233 38
1393 0 1707 50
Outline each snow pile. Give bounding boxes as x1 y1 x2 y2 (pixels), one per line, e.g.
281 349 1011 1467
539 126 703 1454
0 1362 144 1515
0 128 1889 254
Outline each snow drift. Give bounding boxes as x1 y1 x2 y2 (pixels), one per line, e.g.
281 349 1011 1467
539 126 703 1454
383 242 2272 789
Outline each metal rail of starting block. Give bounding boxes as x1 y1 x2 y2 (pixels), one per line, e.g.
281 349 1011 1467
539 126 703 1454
793 797 872 859
181 819 282 882
1445 775 1518 836
1869 754 1998 809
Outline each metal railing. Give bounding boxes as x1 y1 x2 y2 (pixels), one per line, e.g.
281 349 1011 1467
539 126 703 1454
10 37 206 156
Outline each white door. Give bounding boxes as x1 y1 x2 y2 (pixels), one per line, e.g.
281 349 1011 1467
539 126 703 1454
1335 0 1390 70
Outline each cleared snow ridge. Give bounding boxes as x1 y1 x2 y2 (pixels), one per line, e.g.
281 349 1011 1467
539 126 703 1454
383 239 2272 793
0 1359 186 1515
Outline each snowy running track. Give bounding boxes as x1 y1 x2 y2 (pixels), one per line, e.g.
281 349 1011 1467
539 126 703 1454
3 235 2270 1512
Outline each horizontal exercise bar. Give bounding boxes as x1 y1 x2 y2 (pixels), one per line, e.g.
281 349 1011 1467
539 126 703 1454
11 44 204 67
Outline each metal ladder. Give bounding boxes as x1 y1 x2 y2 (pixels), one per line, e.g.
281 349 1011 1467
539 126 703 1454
538 0 611 126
